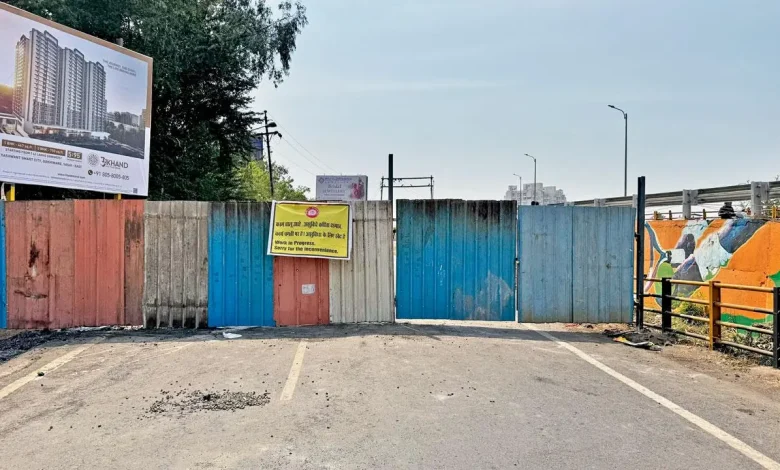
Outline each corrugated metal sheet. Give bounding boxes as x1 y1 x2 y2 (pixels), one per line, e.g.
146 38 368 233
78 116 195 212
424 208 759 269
572 207 634 323
0 202 6 329
329 201 394 323
274 257 330 326
208 202 274 327
396 200 517 321
6 201 74 328
517 206 634 323
124 200 145 326
144 201 209 328
5 200 143 329
517 206 573 323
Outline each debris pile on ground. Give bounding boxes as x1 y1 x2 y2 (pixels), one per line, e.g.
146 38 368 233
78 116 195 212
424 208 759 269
147 389 270 416
603 328 675 351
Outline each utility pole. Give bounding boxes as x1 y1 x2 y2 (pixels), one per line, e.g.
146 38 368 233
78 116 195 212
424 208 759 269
388 153 393 205
263 110 275 198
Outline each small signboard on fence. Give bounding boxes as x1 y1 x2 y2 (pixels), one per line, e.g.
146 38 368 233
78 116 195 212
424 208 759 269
267 201 352 260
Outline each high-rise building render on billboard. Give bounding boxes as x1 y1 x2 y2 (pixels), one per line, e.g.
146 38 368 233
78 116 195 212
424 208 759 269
13 29 60 125
12 28 108 132
56 47 85 129
83 61 106 132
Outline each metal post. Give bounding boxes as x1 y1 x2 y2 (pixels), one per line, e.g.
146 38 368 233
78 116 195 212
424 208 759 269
8 184 15 201
708 281 721 350
430 176 434 199
635 176 646 329
773 286 779 369
114 194 122 200
388 154 394 205
533 159 537 204
380 177 384 200
661 278 672 331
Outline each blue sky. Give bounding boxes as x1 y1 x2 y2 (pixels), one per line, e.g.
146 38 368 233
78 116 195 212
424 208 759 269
255 0 779 201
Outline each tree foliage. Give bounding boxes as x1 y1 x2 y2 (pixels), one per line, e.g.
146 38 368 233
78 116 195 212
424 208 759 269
7 0 308 200
234 161 308 201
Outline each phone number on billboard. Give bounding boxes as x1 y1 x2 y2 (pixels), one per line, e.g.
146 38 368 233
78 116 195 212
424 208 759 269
90 171 130 181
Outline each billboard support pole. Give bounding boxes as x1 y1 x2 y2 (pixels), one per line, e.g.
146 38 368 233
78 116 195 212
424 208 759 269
8 184 15 202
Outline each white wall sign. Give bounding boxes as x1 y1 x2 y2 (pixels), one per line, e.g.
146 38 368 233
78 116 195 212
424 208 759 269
315 175 368 201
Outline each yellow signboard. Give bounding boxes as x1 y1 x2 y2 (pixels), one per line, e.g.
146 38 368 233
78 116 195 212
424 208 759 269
268 201 352 260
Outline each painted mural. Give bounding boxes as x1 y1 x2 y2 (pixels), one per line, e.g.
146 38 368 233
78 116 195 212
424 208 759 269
643 219 780 325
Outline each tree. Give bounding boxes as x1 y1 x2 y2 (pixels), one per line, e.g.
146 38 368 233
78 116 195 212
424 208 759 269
234 161 308 201
7 0 308 201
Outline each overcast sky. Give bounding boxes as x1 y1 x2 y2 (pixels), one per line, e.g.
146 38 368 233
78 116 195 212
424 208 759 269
0 8 149 116
254 0 779 202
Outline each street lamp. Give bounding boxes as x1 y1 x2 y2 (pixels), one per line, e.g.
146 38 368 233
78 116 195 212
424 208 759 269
608 104 628 197
512 173 523 205
524 154 537 204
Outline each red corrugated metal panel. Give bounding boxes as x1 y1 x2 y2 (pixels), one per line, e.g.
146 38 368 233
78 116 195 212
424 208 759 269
6 200 144 329
274 257 330 326
6 201 76 329
123 200 145 326
75 200 124 326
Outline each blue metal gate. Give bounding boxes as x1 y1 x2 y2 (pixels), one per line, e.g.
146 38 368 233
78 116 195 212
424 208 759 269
517 206 634 323
396 200 517 321
208 202 275 327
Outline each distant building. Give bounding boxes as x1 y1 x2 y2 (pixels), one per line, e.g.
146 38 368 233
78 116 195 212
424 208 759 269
504 182 567 206
110 111 140 127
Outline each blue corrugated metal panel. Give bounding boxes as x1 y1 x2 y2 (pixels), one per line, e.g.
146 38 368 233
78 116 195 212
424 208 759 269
396 200 516 321
517 206 634 323
208 202 274 327
517 206 574 322
0 202 5 329
572 207 635 323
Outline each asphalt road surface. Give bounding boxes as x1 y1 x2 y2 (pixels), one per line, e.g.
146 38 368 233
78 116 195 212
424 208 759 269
1 321 779 469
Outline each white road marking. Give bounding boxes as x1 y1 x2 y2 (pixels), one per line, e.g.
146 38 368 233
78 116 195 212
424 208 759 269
524 324 780 470
280 341 307 401
0 342 96 401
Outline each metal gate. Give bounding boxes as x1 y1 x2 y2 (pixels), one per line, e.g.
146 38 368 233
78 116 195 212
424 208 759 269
395 200 517 321
517 206 634 323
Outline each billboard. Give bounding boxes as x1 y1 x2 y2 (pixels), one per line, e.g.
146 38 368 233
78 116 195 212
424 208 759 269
315 175 368 201
0 3 153 196
268 201 352 260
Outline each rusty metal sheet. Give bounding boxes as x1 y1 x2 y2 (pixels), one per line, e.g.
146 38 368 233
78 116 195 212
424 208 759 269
123 200 145 326
274 256 330 326
74 201 125 327
6 201 76 329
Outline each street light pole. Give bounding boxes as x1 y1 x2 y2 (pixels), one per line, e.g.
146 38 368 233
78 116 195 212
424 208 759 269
524 154 537 204
608 105 628 197
512 173 523 205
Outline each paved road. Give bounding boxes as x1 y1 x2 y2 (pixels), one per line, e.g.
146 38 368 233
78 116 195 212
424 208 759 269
0 322 779 469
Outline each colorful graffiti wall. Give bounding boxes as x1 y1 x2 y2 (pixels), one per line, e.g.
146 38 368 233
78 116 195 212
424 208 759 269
643 219 780 325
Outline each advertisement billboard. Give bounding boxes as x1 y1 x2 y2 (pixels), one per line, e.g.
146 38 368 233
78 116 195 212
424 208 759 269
0 3 153 196
268 201 352 260
315 175 368 201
